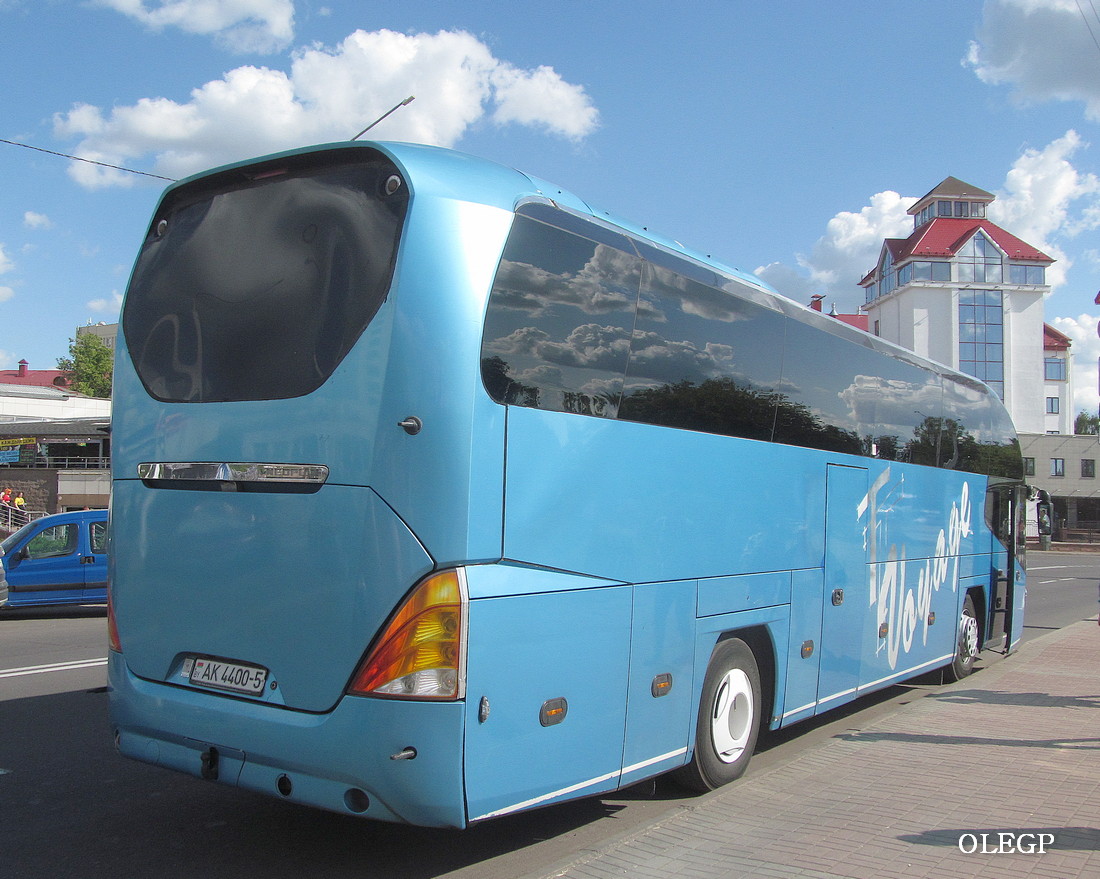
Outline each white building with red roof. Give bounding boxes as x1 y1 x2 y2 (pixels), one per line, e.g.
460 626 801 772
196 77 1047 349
859 177 1058 435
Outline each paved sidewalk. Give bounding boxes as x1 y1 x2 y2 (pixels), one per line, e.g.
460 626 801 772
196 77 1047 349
530 621 1100 879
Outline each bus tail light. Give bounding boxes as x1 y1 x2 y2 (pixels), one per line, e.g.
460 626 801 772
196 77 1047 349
347 569 467 700
107 590 122 653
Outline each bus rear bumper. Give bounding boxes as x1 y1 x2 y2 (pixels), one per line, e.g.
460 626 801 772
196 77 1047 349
108 651 469 828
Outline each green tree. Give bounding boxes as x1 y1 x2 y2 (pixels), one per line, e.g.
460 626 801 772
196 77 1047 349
57 333 113 398
1075 410 1100 435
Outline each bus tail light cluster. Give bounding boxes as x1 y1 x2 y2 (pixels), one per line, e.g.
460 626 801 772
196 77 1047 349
347 569 467 700
107 590 122 653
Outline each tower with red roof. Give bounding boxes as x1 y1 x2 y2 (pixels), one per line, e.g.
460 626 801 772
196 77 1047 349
859 177 1060 434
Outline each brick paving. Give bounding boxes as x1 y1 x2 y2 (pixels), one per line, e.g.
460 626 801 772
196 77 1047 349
527 621 1100 879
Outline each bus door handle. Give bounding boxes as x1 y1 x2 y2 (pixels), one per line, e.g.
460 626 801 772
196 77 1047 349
831 589 844 606
81 556 96 564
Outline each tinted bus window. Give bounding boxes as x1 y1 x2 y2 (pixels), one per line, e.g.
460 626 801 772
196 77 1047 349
840 346 944 464
941 372 1022 479
481 204 1020 479
773 319 863 455
481 215 641 417
619 263 783 442
123 152 408 402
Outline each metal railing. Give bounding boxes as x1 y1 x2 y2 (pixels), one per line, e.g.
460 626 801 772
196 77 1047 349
0 457 109 469
0 505 45 533
1058 520 1100 543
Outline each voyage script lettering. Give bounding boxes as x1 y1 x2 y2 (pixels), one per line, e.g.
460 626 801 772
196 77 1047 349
858 468 972 669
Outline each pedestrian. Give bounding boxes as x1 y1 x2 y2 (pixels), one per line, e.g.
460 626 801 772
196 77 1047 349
1 488 10 506
13 491 25 519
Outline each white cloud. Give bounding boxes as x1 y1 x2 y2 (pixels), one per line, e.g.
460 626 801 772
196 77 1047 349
95 0 294 54
987 130 1100 289
490 64 598 140
53 28 599 188
0 243 13 274
23 211 52 230
762 190 914 311
1050 314 1100 414
967 0 1100 119
88 291 124 314
754 261 815 302
0 286 13 303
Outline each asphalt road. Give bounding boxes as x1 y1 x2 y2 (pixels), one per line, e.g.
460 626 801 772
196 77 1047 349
1 551 1095 879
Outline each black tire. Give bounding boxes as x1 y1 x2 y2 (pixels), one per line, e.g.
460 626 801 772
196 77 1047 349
673 637 761 792
945 593 979 682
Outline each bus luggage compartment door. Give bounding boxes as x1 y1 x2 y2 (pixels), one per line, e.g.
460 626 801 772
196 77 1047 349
462 574 631 823
817 464 869 711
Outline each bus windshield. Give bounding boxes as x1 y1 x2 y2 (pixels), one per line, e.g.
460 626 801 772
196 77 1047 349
122 149 408 403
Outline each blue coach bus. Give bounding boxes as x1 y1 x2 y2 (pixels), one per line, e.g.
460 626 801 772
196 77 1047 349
108 141 1026 827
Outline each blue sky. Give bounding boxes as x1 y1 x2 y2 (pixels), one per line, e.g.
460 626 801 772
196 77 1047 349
3 0 1100 413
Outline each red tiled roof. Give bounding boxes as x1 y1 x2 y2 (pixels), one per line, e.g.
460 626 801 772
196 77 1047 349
1043 323 1072 351
0 361 71 389
897 218 1052 262
861 217 1053 288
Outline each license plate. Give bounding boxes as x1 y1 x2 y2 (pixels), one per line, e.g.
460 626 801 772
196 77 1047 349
187 656 268 696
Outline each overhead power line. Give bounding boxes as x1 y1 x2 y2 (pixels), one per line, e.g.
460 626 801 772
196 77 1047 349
0 137 175 181
1075 0 1100 57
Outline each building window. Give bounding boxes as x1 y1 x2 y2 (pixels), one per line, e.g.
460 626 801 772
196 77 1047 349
956 231 1002 283
1051 458 1065 477
1044 357 1067 381
1010 264 1045 285
938 200 952 217
878 251 895 299
899 261 951 284
958 289 1004 397
1023 457 1035 476
1083 459 1096 478
1046 397 1060 414
873 320 880 337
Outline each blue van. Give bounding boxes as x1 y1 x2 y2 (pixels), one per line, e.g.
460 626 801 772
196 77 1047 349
0 509 108 608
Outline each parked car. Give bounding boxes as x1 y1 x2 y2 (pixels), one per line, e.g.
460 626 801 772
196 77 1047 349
0 509 108 608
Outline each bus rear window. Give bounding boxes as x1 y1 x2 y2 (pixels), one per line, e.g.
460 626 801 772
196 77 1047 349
123 150 408 402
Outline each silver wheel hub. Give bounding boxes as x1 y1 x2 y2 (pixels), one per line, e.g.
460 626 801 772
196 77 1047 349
960 612 979 661
710 668 754 763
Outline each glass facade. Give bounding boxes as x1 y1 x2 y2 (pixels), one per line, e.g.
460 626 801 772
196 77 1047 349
956 232 1002 283
958 289 1004 397
1010 264 1045 285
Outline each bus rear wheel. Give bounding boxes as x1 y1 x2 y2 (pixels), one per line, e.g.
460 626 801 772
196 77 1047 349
673 637 761 792
945 593 980 682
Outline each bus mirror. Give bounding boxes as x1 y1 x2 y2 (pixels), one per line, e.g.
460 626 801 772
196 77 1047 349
1036 503 1053 536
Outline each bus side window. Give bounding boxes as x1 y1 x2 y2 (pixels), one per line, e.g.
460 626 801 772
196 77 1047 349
481 215 640 417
